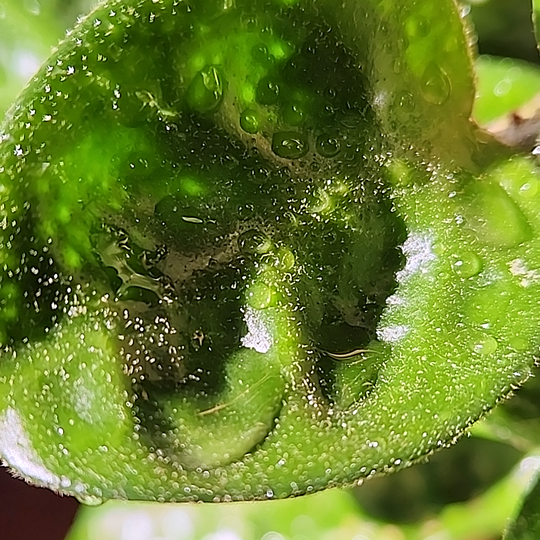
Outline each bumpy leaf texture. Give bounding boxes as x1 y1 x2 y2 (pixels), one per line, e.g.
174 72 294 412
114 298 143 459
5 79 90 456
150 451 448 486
0 0 539 504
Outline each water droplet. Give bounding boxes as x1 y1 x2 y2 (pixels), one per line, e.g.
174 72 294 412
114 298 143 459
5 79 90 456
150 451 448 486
276 248 295 271
387 159 412 186
316 134 340 157
240 108 260 133
396 91 415 112
272 131 309 159
494 78 513 97
256 77 281 105
393 58 404 74
251 43 273 67
405 16 429 39
24 0 41 16
238 229 273 254
186 65 224 113
182 216 204 224
310 188 333 214
473 335 498 355
519 179 539 198
421 63 451 105
123 152 153 179
452 252 482 278
282 102 305 126
247 282 274 309
510 337 528 352
76 494 104 506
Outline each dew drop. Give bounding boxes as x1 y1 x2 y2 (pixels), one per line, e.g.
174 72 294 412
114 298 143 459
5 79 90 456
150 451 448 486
256 77 281 105
76 494 104 506
251 43 273 67
519 179 539 198
247 282 274 309
462 181 532 248
276 248 295 271
421 62 451 105
393 58 404 74
404 16 429 39
272 131 309 159
316 134 340 158
186 65 224 113
240 108 260 134
282 102 305 126
473 335 498 355
509 337 528 352
238 229 273 254
452 252 482 278
396 91 415 112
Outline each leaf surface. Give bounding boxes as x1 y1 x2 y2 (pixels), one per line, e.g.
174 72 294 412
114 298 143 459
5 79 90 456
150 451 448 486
0 0 539 503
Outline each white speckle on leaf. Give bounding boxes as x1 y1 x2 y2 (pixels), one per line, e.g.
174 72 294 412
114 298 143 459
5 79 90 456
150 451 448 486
509 258 540 287
0 407 61 489
241 307 272 353
377 324 409 344
73 380 96 424
385 293 405 306
396 232 437 283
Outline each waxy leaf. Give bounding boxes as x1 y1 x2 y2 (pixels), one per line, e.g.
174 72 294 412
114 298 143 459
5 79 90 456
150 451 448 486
0 0 540 504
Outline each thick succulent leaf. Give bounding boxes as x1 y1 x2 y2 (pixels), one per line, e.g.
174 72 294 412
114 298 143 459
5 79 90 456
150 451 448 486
0 0 539 504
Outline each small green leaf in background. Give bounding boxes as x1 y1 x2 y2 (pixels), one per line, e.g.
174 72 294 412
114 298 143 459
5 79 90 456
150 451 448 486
533 0 540 56
506 471 540 540
64 449 540 540
0 0 98 116
473 56 540 125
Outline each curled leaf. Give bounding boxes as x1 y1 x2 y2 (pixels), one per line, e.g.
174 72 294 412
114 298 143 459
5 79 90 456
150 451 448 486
0 0 539 504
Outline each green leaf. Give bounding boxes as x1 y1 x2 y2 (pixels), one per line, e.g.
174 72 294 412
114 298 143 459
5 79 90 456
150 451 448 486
533 0 540 51
505 473 540 540
474 55 540 125
1 0 540 505
0 1 101 117
0 1 62 116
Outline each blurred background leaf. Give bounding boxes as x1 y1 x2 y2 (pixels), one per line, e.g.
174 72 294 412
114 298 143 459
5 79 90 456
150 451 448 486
0 0 97 115
466 0 538 63
473 56 540 125
505 471 540 540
